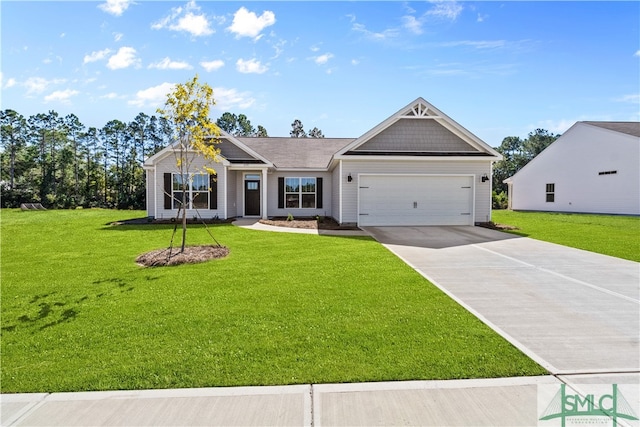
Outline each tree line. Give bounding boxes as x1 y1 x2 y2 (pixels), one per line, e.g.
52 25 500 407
0 108 325 209
1 109 176 210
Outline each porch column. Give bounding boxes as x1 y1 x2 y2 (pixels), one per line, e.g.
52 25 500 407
261 168 268 219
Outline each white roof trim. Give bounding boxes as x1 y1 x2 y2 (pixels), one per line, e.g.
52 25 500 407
214 130 274 167
335 155 500 162
143 130 274 168
335 97 502 159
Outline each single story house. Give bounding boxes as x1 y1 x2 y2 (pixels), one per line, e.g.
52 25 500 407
144 98 503 226
504 121 640 215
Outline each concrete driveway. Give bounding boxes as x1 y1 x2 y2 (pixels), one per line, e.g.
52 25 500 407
363 226 640 375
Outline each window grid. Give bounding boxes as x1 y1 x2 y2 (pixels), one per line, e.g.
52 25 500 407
546 183 555 203
285 177 316 209
172 173 209 209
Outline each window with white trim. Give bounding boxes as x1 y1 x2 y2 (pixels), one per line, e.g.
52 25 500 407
285 177 316 208
172 173 209 209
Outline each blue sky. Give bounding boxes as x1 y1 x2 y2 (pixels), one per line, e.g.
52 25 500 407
1 1 638 146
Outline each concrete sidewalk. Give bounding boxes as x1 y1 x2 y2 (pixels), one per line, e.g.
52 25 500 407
4 374 638 426
232 218 367 237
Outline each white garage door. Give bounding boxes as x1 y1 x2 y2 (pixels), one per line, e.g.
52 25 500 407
358 175 474 226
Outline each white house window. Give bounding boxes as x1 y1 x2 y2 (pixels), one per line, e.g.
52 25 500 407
172 173 209 209
285 177 316 208
546 183 555 203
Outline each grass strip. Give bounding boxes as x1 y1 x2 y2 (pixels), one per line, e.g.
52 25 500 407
492 210 640 262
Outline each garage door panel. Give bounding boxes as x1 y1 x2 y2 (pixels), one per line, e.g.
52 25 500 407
359 175 473 226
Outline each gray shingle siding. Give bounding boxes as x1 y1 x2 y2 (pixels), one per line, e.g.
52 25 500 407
354 119 478 152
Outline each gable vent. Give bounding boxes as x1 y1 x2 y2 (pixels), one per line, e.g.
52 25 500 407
405 103 439 118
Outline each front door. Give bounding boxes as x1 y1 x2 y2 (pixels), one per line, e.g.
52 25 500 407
244 180 260 216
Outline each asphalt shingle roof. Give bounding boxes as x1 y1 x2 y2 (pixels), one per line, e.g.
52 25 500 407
582 121 640 138
237 137 354 169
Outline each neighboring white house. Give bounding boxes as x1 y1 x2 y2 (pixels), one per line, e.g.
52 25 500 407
143 98 503 226
504 121 640 215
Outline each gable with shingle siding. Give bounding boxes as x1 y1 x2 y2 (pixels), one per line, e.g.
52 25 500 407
351 119 479 153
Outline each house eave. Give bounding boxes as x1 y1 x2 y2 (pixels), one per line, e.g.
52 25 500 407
272 167 330 172
227 163 272 170
335 154 501 162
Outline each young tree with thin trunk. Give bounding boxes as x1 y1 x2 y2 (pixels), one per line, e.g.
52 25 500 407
157 75 221 253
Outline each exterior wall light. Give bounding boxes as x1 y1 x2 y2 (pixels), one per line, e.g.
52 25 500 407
481 173 489 183
347 173 353 182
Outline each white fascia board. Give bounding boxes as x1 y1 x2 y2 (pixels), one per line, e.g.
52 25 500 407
143 141 179 166
227 164 270 170
144 140 226 166
271 168 329 172
334 155 500 162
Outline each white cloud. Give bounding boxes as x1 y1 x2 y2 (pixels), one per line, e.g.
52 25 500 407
175 12 213 36
236 58 268 74
152 1 213 37
83 48 112 64
427 0 463 20
351 59 360 66
24 77 65 94
201 60 225 72
313 53 334 65
439 40 507 49
44 89 80 103
113 33 123 42
98 0 132 16
533 119 577 135
101 92 120 99
148 57 193 70
227 7 275 40
615 94 640 104
402 15 423 35
635 50 640 57
128 82 175 108
212 87 255 110
351 22 399 41
1 73 17 89
107 47 140 70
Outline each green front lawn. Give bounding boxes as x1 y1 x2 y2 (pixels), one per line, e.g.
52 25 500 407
1 209 545 393
492 210 640 262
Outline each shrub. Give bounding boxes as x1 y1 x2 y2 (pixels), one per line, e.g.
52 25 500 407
492 190 508 210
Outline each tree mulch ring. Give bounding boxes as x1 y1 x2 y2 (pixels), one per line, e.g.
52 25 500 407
136 245 229 267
